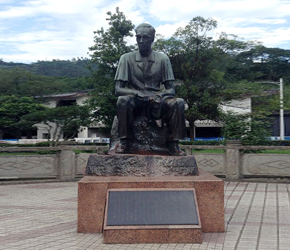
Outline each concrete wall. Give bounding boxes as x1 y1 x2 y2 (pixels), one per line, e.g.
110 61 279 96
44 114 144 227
194 153 226 175
1 144 290 181
242 154 290 177
0 154 58 179
220 98 251 115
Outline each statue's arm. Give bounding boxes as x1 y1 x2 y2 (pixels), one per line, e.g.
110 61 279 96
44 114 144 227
115 80 140 96
160 55 175 97
162 80 176 97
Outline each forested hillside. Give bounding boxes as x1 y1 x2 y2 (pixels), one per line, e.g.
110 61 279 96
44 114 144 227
0 58 96 77
0 58 97 96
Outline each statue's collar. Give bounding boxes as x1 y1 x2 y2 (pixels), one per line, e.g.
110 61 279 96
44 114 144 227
136 50 155 62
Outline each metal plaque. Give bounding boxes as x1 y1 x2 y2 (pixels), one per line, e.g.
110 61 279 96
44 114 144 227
106 189 199 226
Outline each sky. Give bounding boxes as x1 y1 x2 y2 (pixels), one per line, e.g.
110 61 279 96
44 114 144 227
0 0 290 64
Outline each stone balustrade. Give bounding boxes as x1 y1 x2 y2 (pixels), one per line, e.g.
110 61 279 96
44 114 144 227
1 143 290 181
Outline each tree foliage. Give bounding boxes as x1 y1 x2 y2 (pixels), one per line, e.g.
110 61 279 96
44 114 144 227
0 58 93 77
222 112 271 145
229 46 290 116
0 67 94 97
0 96 46 138
229 46 290 83
25 104 92 144
154 16 257 140
88 7 135 130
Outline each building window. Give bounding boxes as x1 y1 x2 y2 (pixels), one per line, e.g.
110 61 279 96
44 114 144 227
42 133 50 139
57 99 76 107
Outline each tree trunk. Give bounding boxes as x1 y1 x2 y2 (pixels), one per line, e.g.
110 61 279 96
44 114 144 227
26 130 33 139
189 121 195 141
15 130 22 139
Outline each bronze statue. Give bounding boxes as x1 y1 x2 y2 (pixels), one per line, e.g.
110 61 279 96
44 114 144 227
112 23 186 156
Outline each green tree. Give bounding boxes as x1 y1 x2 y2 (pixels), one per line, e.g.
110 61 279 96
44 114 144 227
0 68 67 97
0 58 93 78
26 104 92 145
88 7 135 131
231 46 290 83
222 112 271 145
0 96 45 139
154 17 256 140
0 59 96 97
231 46 290 120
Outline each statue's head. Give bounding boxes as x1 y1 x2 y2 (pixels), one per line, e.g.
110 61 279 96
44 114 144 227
135 23 155 56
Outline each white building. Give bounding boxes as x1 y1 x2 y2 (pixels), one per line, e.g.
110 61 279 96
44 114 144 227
35 91 108 141
192 98 251 138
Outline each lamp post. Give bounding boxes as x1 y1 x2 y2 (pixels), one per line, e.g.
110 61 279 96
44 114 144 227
256 78 284 140
279 78 284 140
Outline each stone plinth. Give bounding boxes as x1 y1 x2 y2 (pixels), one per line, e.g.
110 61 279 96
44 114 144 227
85 154 198 176
78 169 225 235
103 226 202 244
103 188 202 244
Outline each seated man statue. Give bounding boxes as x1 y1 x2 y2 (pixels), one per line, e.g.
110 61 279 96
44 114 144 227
114 23 186 156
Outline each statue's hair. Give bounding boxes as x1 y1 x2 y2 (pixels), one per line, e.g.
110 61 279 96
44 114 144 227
135 23 155 37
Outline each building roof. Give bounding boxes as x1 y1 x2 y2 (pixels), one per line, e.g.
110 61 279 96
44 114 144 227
36 90 91 100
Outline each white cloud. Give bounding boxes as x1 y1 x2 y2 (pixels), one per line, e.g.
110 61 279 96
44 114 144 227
146 0 290 50
260 28 290 47
149 0 290 21
0 0 289 63
216 26 266 38
155 22 188 38
254 19 286 25
0 5 35 18
0 0 107 18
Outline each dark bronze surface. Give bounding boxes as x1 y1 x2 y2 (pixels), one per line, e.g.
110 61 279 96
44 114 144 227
110 23 186 156
106 190 199 226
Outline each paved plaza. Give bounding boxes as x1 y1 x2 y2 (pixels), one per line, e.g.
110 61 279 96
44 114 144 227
0 180 289 250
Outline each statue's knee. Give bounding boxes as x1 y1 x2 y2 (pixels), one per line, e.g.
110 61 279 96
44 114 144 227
176 98 185 108
117 96 130 106
117 96 135 109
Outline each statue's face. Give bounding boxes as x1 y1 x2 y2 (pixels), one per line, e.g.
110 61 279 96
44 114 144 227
136 27 154 56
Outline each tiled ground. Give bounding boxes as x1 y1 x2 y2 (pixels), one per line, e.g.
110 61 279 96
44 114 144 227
0 181 289 250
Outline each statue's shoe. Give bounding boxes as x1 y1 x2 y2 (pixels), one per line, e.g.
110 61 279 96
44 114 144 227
115 143 129 154
168 142 186 156
172 148 186 156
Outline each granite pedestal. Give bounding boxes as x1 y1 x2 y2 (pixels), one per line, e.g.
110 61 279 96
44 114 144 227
103 188 202 244
78 168 225 243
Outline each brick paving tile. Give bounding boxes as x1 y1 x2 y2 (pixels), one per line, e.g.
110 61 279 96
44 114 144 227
1 181 290 250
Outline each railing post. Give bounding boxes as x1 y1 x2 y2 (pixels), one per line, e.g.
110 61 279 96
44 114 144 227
59 146 76 181
180 145 192 155
225 140 241 180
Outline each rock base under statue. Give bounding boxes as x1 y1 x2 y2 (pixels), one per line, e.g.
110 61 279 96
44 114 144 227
85 154 198 176
110 116 178 155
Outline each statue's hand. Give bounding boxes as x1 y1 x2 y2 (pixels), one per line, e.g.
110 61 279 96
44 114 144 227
156 91 174 98
152 94 162 104
137 91 155 101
